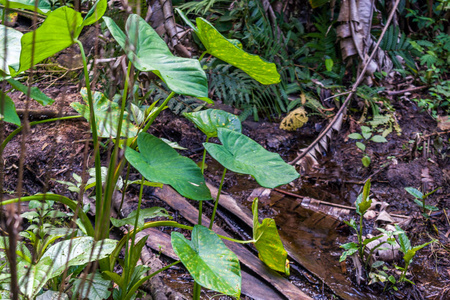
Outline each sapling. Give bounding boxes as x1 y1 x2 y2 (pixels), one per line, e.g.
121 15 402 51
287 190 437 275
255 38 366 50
404 187 440 218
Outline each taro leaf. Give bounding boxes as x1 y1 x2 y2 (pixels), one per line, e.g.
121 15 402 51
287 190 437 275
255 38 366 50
0 24 22 75
81 0 107 28
252 198 288 274
0 0 51 15
41 237 117 279
161 138 187 150
195 18 280 85
71 88 139 138
110 207 171 228
171 225 241 298
17 256 53 299
103 15 211 102
71 272 111 300
184 109 241 138
204 128 299 188
36 290 69 300
125 132 211 200
6 78 54 106
17 7 83 75
175 9 279 85
0 92 20 125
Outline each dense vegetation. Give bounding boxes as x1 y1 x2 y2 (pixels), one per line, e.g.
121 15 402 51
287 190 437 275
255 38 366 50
0 0 448 299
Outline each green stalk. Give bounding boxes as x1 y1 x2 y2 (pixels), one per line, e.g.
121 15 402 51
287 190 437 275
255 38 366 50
124 260 180 300
97 60 133 243
141 91 176 134
198 51 207 61
209 168 227 230
1 194 94 236
193 282 201 300
358 215 364 260
76 39 103 231
0 115 81 152
198 137 209 225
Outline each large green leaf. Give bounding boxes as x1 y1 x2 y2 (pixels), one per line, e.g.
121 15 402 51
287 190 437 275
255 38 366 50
71 272 112 300
0 24 22 74
6 78 54 106
41 237 117 279
204 128 299 188
71 88 139 138
0 0 52 15
17 256 53 299
176 9 280 85
0 92 21 125
125 132 211 200
252 198 289 274
184 109 241 138
171 225 241 298
103 15 211 102
110 207 171 228
17 6 83 75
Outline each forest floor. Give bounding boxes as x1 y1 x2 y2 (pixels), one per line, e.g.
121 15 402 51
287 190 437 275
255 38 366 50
2 78 449 300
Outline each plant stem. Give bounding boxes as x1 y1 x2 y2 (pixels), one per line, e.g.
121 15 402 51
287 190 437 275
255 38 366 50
0 115 81 151
198 51 207 61
141 91 176 134
193 282 201 300
209 168 227 230
76 39 103 234
198 137 209 225
358 214 364 260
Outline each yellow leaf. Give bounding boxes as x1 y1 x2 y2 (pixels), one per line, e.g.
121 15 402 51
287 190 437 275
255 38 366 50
280 107 308 131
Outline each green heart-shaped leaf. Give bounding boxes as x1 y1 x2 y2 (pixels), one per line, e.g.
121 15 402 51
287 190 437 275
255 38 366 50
176 9 280 85
125 132 211 200
71 88 139 138
17 6 83 75
204 128 299 188
103 15 211 102
0 92 21 125
252 198 289 274
184 109 241 138
0 25 22 75
171 225 241 298
0 0 52 15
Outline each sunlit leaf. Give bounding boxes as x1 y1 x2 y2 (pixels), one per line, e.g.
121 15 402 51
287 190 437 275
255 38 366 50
252 198 288 274
171 225 241 298
184 109 241 138
204 128 299 188
125 132 211 200
103 15 211 102
17 7 83 75
81 0 107 27
71 88 139 138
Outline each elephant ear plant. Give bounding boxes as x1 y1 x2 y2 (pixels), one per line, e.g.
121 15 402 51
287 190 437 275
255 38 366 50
1 3 298 299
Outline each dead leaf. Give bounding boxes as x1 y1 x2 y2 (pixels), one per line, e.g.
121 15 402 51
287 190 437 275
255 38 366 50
280 107 308 131
437 115 450 131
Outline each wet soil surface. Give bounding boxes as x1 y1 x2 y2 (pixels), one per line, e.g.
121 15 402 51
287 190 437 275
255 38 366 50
1 82 449 299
